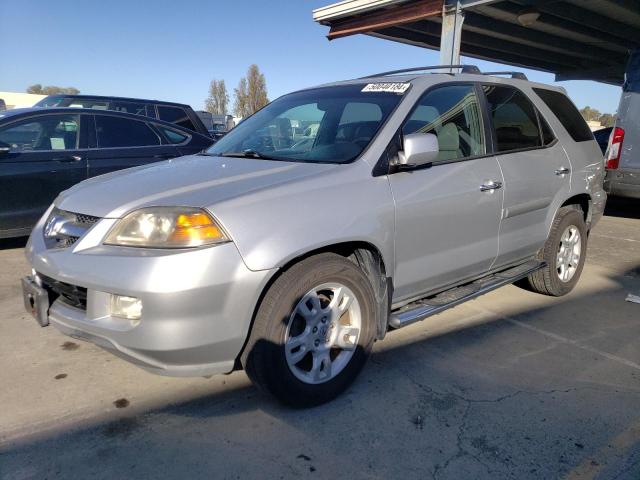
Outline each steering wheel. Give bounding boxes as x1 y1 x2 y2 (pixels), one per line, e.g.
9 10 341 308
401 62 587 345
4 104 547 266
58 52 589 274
245 135 275 152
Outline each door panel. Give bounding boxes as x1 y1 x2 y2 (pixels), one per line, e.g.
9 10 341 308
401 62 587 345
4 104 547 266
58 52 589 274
482 84 571 266
0 114 87 234
390 84 502 303
390 159 504 301
494 144 570 265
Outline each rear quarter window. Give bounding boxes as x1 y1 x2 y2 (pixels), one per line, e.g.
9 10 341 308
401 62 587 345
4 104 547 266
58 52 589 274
156 125 189 144
533 89 593 142
157 106 196 132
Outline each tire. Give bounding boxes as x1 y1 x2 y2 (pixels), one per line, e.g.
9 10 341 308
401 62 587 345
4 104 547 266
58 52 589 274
521 205 588 296
242 253 376 407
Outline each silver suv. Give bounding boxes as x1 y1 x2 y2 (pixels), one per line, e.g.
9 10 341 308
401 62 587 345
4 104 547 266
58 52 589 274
604 51 640 199
22 66 606 407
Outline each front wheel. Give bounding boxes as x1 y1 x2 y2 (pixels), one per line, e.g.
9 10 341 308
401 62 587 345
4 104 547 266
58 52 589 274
242 253 376 407
521 205 588 296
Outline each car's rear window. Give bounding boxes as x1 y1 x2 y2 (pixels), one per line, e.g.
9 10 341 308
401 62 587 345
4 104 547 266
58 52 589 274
533 89 593 143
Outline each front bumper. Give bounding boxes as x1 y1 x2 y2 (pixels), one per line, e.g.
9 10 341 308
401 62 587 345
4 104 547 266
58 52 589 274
25 214 275 377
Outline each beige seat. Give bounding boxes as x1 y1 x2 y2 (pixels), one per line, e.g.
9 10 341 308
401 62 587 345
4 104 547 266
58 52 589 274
437 123 461 161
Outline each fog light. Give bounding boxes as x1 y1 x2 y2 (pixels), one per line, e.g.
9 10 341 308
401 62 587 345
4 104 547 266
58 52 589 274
110 295 142 320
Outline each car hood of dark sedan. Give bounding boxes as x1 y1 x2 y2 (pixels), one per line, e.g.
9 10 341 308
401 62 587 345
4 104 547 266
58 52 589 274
55 154 337 218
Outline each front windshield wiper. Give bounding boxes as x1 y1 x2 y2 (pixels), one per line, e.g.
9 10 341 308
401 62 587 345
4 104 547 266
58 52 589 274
219 149 275 160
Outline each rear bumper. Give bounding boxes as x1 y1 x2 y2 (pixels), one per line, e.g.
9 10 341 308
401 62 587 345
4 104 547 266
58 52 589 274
604 169 640 199
589 187 607 230
25 214 275 377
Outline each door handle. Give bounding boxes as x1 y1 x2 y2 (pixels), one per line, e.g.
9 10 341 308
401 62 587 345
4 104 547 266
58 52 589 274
153 154 174 159
555 167 570 176
53 155 83 163
480 180 503 192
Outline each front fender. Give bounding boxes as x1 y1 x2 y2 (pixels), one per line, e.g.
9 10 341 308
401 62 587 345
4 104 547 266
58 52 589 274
211 162 395 274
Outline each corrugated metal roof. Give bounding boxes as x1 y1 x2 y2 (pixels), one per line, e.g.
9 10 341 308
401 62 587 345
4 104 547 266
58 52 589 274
314 0 640 84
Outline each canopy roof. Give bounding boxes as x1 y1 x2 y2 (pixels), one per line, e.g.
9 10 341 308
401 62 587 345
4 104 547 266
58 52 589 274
313 0 640 84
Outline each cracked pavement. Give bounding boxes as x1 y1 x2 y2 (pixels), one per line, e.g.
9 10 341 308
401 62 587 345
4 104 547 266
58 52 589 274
1 198 639 479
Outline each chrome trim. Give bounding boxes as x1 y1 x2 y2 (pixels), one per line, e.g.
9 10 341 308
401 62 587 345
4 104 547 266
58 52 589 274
43 208 100 249
480 180 503 191
389 260 545 329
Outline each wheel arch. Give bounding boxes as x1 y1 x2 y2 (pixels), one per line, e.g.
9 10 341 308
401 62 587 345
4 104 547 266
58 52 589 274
236 241 392 370
560 193 592 228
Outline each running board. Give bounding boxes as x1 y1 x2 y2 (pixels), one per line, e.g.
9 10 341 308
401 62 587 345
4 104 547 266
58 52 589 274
389 260 545 329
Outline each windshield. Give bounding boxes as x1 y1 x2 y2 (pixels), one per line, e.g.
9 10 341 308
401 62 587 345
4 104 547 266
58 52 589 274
206 84 405 163
35 96 110 109
35 96 66 107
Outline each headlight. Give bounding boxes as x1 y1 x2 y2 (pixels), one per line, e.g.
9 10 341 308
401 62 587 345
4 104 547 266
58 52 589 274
104 207 229 248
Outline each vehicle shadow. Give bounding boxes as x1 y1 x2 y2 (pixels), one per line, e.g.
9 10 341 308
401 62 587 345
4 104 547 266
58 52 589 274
0 236 28 250
2 265 639 479
604 196 639 220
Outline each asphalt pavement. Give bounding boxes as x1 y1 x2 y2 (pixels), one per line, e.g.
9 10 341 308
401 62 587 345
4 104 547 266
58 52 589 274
1 197 639 480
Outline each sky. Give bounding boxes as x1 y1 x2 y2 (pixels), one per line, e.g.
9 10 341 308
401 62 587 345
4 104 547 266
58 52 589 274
0 0 623 114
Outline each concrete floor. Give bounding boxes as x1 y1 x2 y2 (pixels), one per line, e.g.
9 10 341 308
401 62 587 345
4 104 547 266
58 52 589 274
1 198 639 480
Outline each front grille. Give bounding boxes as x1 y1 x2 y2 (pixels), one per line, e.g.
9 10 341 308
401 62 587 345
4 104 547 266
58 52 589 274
38 273 87 310
43 208 101 249
75 213 100 224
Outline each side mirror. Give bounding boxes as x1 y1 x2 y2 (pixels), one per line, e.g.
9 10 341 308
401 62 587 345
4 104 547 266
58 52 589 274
397 133 438 168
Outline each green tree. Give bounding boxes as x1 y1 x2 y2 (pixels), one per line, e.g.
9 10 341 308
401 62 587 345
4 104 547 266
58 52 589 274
233 77 249 118
27 84 80 95
598 113 615 128
205 79 229 115
246 64 268 115
233 65 268 117
579 106 601 123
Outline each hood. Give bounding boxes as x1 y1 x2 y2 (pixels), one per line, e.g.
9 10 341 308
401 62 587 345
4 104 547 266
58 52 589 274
56 154 337 218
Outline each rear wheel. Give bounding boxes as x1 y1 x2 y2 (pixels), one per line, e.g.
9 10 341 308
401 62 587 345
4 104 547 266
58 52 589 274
242 253 376 407
521 206 587 296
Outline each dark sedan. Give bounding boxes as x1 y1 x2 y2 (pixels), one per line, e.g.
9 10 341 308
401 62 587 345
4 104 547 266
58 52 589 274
0 108 213 238
593 127 612 155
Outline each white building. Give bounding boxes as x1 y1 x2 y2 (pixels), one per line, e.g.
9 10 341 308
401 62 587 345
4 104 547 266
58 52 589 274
0 91 46 109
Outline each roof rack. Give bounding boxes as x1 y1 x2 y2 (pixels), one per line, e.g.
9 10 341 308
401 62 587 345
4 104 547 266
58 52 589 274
359 65 481 79
483 71 528 80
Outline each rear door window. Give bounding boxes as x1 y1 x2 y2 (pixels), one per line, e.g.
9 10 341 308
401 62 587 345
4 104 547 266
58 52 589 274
157 106 196 131
533 88 593 142
0 114 79 152
95 115 160 148
484 85 543 152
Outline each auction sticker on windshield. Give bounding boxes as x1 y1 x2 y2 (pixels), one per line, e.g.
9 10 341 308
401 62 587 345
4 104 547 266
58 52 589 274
362 83 410 94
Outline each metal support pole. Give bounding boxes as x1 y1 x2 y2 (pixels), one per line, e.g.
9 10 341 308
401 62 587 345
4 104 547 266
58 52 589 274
440 1 465 71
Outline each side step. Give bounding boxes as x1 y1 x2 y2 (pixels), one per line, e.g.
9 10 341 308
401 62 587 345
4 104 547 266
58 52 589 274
389 260 545 329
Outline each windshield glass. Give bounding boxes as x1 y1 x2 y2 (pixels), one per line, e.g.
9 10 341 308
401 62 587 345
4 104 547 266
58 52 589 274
35 96 65 107
206 84 405 163
35 96 111 109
